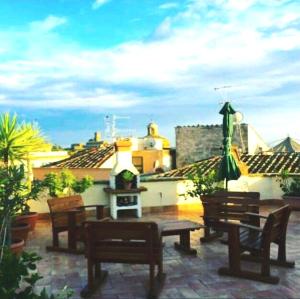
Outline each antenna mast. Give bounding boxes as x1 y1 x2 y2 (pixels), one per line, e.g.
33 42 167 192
104 115 130 142
214 85 232 105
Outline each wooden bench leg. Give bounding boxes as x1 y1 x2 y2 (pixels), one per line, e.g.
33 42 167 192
81 260 108 298
148 262 166 299
219 227 280 284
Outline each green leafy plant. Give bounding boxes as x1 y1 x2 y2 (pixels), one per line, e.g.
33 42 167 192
278 170 300 197
71 176 93 194
187 167 223 198
0 113 47 166
0 165 44 252
0 249 73 299
0 112 46 251
122 170 135 182
43 170 93 198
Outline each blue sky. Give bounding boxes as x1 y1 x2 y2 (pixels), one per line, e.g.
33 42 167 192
0 0 300 147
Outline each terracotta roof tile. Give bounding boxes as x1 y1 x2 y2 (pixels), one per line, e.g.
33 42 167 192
43 144 115 168
158 153 300 178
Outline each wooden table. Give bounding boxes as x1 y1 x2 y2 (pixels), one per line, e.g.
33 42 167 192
160 220 205 255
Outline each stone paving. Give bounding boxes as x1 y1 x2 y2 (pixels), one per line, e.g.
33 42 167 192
26 206 300 299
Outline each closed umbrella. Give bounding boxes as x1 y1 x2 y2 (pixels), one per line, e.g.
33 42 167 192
218 102 241 189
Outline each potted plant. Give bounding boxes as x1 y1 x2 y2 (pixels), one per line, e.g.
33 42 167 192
278 170 300 210
121 170 135 190
13 178 44 232
0 113 47 232
0 165 44 253
187 167 223 199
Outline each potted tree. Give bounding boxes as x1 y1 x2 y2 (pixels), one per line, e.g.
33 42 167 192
0 165 44 253
278 170 300 210
121 170 135 190
187 167 223 199
0 113 47 231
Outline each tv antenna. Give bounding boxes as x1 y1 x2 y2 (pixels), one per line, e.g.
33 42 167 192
214 85 232 105
104 115 130 142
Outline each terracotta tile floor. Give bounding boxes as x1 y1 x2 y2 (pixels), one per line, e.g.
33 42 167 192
26 206 300 299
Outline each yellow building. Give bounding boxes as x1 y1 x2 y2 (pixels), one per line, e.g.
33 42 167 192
132 122 172 173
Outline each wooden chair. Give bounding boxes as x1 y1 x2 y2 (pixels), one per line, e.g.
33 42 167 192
201 191 260 242
81 221 165 299
46 195 105 253
218 205 295 284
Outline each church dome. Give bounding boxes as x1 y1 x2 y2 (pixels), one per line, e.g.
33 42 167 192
146 122 170 149
147 122 159 137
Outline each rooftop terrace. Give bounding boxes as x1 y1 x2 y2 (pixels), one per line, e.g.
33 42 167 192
26 205 300 299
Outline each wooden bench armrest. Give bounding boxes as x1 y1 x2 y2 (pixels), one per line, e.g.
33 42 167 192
76 204 106 210
219 220 263 232
245 212 268 219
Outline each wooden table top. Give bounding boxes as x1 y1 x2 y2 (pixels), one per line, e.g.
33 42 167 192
159 220 205 235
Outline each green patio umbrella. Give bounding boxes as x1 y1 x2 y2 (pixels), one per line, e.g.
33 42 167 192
218 102 241 189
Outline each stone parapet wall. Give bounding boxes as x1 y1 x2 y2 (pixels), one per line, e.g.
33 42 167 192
175 124 248 167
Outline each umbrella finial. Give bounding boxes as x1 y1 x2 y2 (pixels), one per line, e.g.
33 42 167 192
219 102 236 115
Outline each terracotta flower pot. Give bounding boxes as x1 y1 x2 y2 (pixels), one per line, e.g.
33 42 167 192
123 181 133 190
15 212 38 231
10 238 25 256
282 196 300 211
11 222 31 244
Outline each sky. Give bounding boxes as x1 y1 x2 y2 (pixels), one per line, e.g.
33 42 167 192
0 0 300 147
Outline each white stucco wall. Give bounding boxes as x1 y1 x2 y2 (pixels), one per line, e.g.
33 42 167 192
28 179 199 213
100 155 116 168
28 175 284 214
228 175 283 199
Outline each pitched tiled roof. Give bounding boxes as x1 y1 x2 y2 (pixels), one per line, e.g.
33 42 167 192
272 137 300 153
43 144 115 168
158 153 300 178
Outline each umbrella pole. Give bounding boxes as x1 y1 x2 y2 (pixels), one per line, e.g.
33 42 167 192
225 179 228 191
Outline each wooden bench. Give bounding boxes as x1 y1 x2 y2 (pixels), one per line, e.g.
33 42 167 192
218 204 295 283
201 191 260 242
46 195 105 253
81 221 165 299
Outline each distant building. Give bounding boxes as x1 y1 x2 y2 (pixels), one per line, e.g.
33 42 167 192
175 123 269 168
131 122 172 173
272 137 300 153
85 132 103 148
70 131 103 150
34 123 174 180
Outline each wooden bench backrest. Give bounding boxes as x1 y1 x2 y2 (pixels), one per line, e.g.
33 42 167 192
47 195 84 228
202 191 260 223
47 195 83 213
262 205 291 247
85 221 161 264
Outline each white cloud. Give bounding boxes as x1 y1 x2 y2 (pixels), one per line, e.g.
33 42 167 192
92 0 110 10
159 2 178 10
30 15 67 32
0 1 300 142
4 87 142 109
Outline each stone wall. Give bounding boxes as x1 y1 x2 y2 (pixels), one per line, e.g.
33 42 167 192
175 124 248 168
